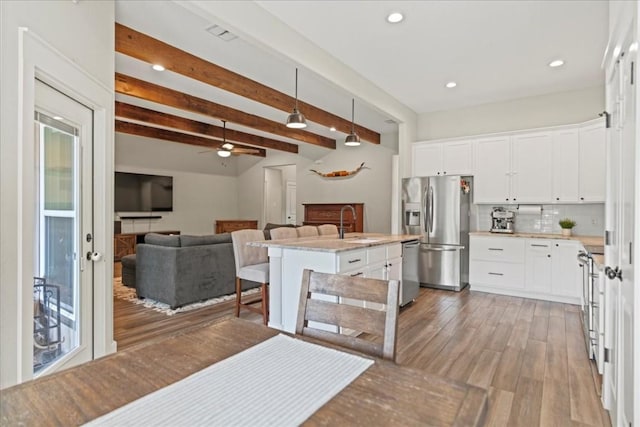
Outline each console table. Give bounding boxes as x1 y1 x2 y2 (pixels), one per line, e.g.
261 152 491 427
303 203 364 233
215 220 258 234
114 230 180 261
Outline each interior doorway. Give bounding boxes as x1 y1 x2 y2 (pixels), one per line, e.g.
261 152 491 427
263 165 296 225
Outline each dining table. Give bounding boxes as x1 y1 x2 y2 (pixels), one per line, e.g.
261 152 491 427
0 318 488 426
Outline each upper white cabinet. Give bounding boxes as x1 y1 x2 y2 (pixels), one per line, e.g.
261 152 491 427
412 140 473 177
473 136 511 203
474 132 552 203
552 129 580 202
551 123 606 203
511 132 553 203
578 123 606 202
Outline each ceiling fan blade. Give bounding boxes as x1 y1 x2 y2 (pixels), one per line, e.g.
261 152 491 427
197 149 213 154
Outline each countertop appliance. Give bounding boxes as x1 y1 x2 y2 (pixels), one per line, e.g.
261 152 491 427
400 240 420 306
402 176 472 292
490 207 515 233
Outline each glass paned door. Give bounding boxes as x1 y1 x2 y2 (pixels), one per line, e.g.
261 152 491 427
33 80 93 375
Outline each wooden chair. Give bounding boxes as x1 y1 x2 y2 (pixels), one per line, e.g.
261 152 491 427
296 269 400 361
317 224 339 236
296 225 319 237
269 227 298 240
231 229 269 325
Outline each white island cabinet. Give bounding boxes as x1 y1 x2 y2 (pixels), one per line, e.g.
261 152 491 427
252 234 417 333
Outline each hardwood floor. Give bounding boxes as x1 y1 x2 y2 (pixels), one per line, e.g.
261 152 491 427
113 287 610 426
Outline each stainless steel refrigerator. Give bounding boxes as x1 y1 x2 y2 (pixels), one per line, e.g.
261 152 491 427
402 176 472 291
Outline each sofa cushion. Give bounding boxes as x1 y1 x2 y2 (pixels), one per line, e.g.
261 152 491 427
145 233 181 247
181 233 231 247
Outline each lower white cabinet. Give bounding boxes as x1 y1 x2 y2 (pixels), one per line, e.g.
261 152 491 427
470 235 581 304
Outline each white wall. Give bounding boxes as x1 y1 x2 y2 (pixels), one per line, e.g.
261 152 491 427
237 142 396 233
1 0 114 388
116 134 240 235
418 85 604 140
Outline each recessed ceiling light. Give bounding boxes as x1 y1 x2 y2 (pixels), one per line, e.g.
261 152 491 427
152 64 165 71
387 12 403 23
445 82 457 88
548 59 564 68
329 126 336 132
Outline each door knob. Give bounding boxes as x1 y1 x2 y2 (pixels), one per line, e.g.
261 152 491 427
86 251 103 262
605 266 622 281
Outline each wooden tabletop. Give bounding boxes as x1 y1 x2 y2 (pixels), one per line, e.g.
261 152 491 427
0 318 487 426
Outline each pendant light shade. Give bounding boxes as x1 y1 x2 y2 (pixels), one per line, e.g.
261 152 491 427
344 98 361 146
286 68 307 129
217 120 232 157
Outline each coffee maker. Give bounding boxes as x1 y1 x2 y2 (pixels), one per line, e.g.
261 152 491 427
490 207 515 233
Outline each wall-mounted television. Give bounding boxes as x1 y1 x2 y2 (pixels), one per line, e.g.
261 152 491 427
114 172 173 212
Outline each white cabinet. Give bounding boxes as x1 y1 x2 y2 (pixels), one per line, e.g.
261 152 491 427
474 136 512 203
511 132 553 203
470 235 581 303
525 240 552 294
412 140 473 177
551 122 606 203
552 129 580 202
550 240 581 298
578 123 606 202
474 133 552 203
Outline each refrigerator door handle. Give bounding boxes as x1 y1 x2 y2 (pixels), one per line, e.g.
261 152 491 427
423 186 429 233
429 186 433 233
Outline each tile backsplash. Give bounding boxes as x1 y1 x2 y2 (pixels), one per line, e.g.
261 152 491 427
471 204 604 236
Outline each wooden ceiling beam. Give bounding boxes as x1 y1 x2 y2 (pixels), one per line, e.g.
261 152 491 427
115 73 335 149
116 23 380 144
115 120 266 157
115 102 298 154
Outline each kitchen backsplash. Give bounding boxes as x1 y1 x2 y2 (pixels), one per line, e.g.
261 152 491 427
471 204 605 236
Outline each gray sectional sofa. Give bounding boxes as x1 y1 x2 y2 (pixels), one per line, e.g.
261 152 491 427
135 233 257 309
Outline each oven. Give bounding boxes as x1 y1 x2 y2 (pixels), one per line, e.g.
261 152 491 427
577 250 596 359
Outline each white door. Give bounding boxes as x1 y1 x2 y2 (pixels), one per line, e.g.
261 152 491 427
32 80 94 376
603 55 622 423
616 33 636 427
263 168 283 224
285 181 296 225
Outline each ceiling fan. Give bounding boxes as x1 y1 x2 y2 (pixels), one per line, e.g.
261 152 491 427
199 120 261 157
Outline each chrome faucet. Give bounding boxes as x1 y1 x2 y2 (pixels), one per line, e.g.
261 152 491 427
339 205 357 239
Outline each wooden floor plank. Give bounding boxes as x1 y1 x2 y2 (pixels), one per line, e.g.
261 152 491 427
507 376 544 427
113 286 608 427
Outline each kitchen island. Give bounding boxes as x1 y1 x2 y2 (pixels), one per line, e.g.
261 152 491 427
251 233 419 332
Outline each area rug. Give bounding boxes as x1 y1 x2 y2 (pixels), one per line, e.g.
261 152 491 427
113 278 261 316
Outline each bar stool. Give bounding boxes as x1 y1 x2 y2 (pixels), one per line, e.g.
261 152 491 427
317 224 339 236
270 227 298 240
296 225 319 237
231 229 269 325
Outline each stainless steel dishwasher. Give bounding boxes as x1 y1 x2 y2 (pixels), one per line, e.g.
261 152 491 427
401 240 420 306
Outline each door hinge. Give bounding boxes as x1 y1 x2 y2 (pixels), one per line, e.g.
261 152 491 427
604 347 611 363
605 230 613 245
631 61 635 85
599 111 611 128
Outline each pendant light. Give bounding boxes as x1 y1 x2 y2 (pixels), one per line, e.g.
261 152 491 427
217 120 231 157
344 98 361 146
286 68 307 129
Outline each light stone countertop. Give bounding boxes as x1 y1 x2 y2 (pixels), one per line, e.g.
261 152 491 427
469 231 604 247
250 233 421 253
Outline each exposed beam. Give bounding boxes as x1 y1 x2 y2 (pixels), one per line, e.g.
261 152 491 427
115 73 335 149
115 102 298 154
115 120 266 157
116 23 380 144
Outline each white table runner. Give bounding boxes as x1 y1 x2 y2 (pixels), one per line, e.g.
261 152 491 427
85 334 373 427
